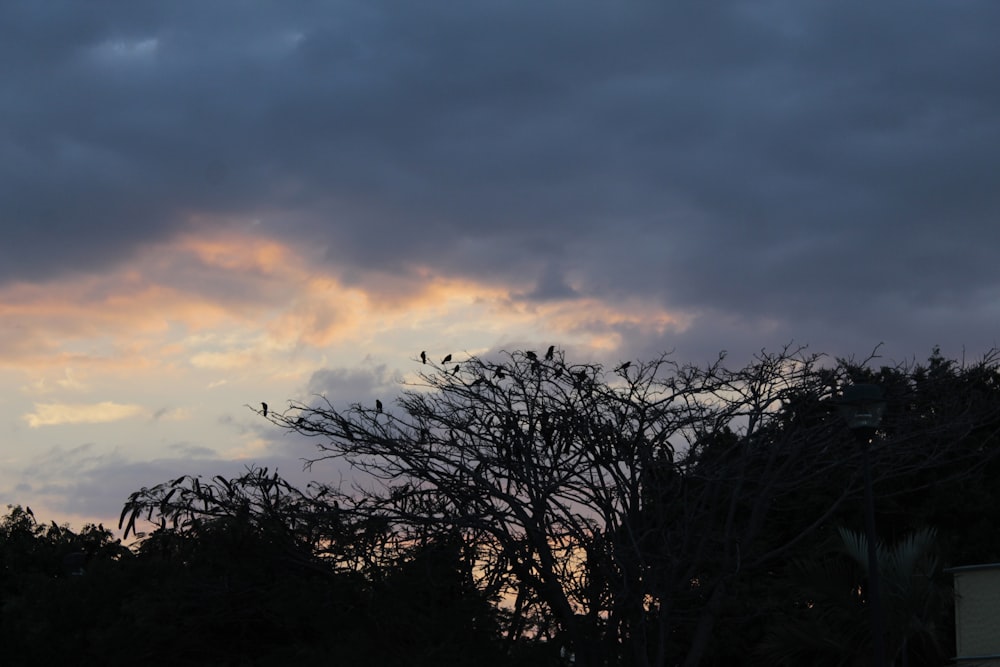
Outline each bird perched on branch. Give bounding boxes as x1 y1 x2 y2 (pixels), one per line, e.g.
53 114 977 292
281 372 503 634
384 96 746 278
525 350 538 361
545 345 555 360
420 350 427 364
615 361 631 373
261 402 268 417
452 364 460 375
442 354 452 364
376 399 383 413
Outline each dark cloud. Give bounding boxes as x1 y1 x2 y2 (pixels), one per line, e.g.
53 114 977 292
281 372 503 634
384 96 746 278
2 1 999 356
305 364 396 408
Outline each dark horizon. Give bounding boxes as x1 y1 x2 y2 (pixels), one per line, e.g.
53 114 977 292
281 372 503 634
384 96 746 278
2 0 999 531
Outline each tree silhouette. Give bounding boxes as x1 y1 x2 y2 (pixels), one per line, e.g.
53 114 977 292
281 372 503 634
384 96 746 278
260 346 1000 666
758 527 950 666
117 468 511 666
8 347 1000 665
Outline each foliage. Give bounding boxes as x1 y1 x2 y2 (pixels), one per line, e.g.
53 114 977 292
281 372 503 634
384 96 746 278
2 481 509 665
0 505 130 665
117 468 509 666
758 527 950 666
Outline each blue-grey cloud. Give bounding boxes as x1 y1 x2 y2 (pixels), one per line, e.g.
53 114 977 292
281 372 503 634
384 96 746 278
11 439 350 529
2 0 999 359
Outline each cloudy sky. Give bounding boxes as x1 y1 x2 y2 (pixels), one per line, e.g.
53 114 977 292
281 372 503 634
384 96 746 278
2 1 999 531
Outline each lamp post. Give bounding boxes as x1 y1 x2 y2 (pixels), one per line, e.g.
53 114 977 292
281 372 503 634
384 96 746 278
836 383 888 667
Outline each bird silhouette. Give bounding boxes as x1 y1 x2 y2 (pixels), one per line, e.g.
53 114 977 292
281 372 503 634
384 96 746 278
420 350 427 364
493 366 505 379
452 364 460 375
545 345 555 360
261 402 268 417
525 350 538 361
442 354 452 364
376 399 383 413
615 361 631 373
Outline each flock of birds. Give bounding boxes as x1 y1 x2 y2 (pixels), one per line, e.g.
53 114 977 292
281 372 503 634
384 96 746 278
420 346 557 369
262 346 633 421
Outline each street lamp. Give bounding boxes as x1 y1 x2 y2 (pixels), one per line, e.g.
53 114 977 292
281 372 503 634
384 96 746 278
836 383 888 667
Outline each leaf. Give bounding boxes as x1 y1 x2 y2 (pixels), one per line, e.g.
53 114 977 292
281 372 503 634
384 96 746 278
121 509 137 539
118 504 131 530
215 475 234 496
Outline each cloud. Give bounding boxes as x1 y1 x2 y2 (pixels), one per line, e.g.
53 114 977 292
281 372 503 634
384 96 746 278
1 0 997 349
24 401 145 427
4 0 1000 532
12 440 352 531
151 407 192 422
165 442 218 458
19 368 89 395
305 365 393 405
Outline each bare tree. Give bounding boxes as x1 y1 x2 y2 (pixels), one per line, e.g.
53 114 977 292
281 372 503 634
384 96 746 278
261 346 878 665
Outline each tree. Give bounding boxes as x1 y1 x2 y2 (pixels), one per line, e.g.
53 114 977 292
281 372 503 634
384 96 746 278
118 467 510 666
758 527 950 666
256 346 1000 666
0 505 131 665
717 348 1000 666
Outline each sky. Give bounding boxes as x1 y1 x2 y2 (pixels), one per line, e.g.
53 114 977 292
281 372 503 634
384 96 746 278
2 1 999 532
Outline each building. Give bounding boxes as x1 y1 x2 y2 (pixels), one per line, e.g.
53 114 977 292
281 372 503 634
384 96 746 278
948 563 1000 665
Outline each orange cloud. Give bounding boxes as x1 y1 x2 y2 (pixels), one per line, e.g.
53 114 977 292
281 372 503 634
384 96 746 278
0 226 694 388
24 401 145 427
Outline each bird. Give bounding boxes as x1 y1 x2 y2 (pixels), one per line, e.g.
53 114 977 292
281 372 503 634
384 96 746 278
493 366 505 379
545 345 555 360
376 399 383 413
525 350 538 361
261 402 268 417
420 350 427 364
615 361 631 373
442 354 452 364
452 364 460 375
